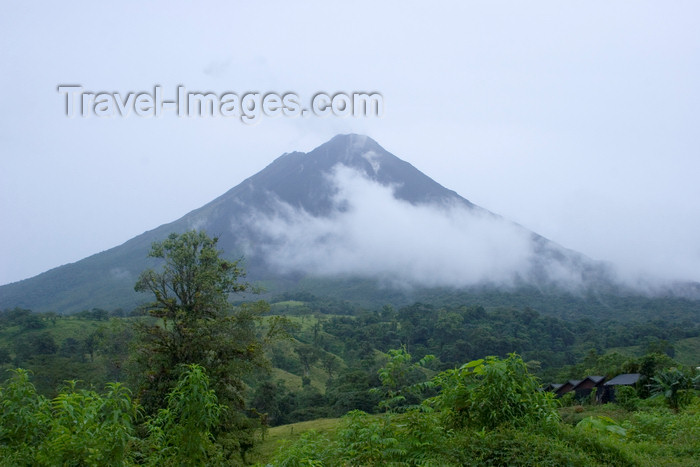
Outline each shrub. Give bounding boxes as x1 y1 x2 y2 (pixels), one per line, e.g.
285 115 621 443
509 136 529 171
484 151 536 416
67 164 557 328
145 364 225 466
615 385 640 411
456 427 590 466
576 415 627 438
0 369 50 462
557 424 640 466
426 354 559 431
559 392 576 407
36 381 137 466
0 369 138 466
272 430 334 467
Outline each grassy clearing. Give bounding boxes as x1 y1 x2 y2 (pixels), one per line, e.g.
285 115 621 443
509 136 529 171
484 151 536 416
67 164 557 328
251 403 699 466
268 361 330 393
0 318 99 342
269 367 303 391
250 418 341 464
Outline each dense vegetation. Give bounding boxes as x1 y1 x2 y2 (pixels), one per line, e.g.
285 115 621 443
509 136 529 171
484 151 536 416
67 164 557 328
269 350 699 466
0 230 698 465
0 364 232 465
2 351 697 465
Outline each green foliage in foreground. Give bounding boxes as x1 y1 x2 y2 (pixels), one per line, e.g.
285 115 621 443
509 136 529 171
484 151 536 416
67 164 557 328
1 352 697 466
0 364 231 466
269 405 700 467
0 368 138 466
269 352 699 467
270 411 642 466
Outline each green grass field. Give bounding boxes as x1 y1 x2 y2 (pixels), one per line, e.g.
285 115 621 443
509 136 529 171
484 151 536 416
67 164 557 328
0 318 102 344
250 418 341 464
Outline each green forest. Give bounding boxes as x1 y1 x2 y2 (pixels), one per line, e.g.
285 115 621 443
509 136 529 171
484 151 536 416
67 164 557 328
1 231 698 465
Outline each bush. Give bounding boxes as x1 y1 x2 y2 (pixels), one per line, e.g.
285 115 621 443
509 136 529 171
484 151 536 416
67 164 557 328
456 427 591 466
0 369 137 466
576 415 627 438
0 365 229 466
557 424 640 466
559 392 575 407
615 385 640 411
35 381 137 466
426 354 559 431
144 364 225 466
0 369 50 455
272 430 334 467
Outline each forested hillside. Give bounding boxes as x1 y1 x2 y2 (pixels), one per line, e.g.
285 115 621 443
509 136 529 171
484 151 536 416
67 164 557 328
1 231 698 465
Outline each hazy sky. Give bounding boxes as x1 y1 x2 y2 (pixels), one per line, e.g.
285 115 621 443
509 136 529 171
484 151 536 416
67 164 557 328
1 1 699 286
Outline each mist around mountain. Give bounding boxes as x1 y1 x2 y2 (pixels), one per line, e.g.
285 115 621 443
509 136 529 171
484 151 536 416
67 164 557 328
1 134 697 315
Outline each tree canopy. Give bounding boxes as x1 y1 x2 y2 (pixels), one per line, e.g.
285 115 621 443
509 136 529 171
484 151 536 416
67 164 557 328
133 230 272 461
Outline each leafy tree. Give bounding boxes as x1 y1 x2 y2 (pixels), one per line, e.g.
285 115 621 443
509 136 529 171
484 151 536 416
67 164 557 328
321 353 339 381
30 332 58 356
372 347 434 412
89 308 110 321
649 368 694 412
295 344 319 384
614 385 640 411
100 319 134 382
20 313 45 331
635 352 678 397
13 333 57 363
335 410 400 465
250 378 286 427
272 430 335 466
59 338 83 361
82 328 104 362
132 230 275 460
325 369 380 416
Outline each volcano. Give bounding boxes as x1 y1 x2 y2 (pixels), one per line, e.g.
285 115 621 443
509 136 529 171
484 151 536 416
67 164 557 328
0 134 620 313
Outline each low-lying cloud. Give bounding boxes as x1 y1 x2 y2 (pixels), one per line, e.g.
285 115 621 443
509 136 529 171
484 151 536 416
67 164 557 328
244 165 544 288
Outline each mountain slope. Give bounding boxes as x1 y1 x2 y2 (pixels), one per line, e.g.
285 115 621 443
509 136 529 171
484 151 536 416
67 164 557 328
0 134 635 313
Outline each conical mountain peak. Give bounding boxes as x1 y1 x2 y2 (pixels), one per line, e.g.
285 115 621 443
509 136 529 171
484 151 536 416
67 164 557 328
313 134 384 163
0 134 617 313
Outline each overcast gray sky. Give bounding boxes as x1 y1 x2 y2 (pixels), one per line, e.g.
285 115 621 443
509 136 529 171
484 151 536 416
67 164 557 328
1 1 699 286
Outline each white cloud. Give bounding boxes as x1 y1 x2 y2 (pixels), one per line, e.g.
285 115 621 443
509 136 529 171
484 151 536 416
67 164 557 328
245 165 537 288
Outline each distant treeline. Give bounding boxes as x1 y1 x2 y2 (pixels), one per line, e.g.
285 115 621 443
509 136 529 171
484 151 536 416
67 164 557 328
1 299 698 426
